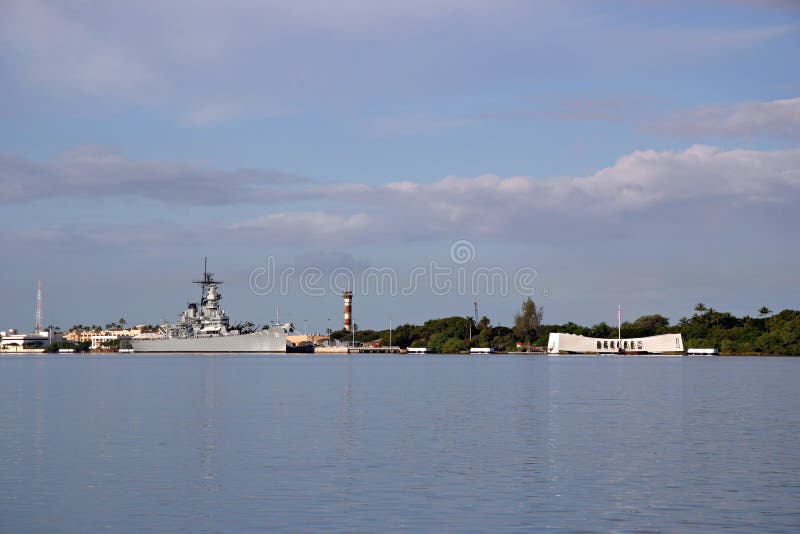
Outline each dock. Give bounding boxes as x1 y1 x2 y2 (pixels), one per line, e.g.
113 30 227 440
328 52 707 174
314 345 401 354
348 346 401 354
687 348 718 355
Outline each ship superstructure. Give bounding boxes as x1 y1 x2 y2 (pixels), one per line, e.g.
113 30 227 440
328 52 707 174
131 260 291 353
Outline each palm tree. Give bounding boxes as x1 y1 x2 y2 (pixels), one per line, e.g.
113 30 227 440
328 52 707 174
759 306 774 333
694 303 708 313
119 318 127 328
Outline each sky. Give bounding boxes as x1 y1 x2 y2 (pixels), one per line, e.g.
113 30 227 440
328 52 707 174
1 0 799 333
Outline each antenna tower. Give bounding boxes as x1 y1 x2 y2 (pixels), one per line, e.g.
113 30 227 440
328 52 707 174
35 279 42 332
193 257 222 306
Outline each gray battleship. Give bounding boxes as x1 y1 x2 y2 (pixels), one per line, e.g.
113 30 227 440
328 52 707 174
131 261 291 353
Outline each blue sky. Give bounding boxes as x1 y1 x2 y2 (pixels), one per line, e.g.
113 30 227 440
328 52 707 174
1 0 799 332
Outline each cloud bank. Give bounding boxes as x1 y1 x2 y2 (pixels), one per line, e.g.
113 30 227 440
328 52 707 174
653 97 800 139
5 144 798 247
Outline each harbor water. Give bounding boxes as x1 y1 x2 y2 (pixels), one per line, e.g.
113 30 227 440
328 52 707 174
1 354 798 532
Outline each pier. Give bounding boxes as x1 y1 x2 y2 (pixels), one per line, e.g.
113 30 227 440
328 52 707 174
314 345 401 354
348 345 401 354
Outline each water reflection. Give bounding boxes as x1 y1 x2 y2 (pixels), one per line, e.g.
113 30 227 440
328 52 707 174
339 355 354 509
200 357 219 491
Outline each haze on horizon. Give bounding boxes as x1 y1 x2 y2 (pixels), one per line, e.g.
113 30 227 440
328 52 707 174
1 0 799 332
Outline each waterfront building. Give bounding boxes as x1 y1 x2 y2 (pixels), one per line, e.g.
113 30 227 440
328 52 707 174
0 329 62 352
547 332 684 354
64 327 144 343
90 335 119 350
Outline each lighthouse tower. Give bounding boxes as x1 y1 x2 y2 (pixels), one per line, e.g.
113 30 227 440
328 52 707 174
343 291 353 331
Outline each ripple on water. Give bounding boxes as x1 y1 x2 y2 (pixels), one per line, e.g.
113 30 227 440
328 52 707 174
0 354 798 532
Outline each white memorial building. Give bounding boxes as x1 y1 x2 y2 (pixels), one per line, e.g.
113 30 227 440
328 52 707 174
547 332 684 355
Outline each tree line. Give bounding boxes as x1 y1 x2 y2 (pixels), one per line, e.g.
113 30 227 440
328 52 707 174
330 299 800 355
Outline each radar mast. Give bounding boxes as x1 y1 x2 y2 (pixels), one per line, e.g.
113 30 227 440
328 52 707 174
193 257 223 306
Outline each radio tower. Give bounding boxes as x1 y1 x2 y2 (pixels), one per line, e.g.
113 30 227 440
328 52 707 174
35 279 43 333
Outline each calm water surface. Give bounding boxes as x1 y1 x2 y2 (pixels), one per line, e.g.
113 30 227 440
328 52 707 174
1 354 798 532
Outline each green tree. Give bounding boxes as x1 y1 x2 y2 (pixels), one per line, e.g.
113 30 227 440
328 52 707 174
758 306 772 317
513 297 543 342
477 327 492 348
621 314 670 338
45 341 77 353
427 332 448 354
695 303 708 313
590 322 612 338
442 338 468 354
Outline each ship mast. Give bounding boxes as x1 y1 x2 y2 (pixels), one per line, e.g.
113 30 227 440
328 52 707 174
618 304 621 342
193 257 223 306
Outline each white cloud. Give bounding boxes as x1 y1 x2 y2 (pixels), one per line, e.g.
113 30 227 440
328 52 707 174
217 145 800 243
228 211 376 246
652 97 800 139
3 144 798 247
307 144 800 238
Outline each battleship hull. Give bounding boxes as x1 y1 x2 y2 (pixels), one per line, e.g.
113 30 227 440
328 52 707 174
131 329 287 353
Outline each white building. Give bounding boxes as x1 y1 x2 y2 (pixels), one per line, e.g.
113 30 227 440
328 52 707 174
547 333 684 355
0 329 62 352
90 335 119 350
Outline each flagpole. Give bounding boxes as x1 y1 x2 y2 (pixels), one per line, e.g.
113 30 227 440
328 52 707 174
618 304 621 341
